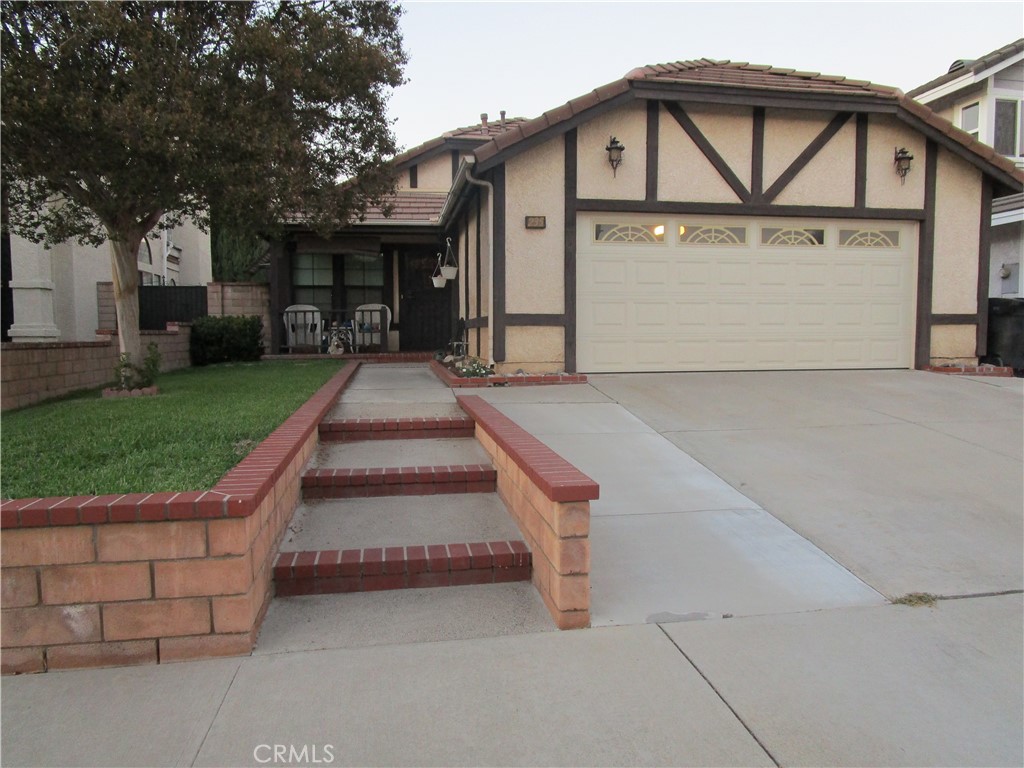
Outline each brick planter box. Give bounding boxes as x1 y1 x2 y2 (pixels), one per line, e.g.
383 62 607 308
456 395 598 629
0 363 360 674
430 359 587 388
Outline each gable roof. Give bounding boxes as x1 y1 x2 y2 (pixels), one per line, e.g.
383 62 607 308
391 114 528 172
471 58 1023 192
907 38 1024 99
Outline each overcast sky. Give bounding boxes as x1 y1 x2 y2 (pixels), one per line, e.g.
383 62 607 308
386 1 1024 151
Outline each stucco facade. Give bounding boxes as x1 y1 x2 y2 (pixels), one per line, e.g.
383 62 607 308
442 59 1022 373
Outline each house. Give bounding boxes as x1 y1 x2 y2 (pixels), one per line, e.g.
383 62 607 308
270 58 1024 373
2 220 212 343
908 38 1024 300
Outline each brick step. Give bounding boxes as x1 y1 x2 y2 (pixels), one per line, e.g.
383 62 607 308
302 464 496 499
319 416 475 442
273 541 531 596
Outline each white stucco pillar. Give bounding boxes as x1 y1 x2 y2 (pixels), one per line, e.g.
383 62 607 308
7 235 60 341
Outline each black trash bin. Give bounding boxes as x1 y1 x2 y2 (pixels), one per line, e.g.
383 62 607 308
983 298 1024 373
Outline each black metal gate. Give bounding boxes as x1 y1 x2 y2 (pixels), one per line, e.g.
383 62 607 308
139 285 208 330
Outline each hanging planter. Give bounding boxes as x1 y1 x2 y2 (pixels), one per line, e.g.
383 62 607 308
440 236 458 280
431 254 447 288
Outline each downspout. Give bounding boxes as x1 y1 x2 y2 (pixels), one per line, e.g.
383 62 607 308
462 156 495 366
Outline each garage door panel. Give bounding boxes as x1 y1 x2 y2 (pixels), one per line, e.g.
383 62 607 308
578 216 916 373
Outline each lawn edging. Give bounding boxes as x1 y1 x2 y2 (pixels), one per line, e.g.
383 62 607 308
429 359 587 388
0 362 360 674
456 394 597 629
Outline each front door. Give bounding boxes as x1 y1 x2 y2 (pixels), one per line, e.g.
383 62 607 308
399 251 452 351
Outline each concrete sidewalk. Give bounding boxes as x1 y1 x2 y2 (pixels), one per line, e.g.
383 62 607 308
2 366 1021 767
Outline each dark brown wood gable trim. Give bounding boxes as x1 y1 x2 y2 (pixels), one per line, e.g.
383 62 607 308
976 177 993 356
762 112 852 204
855 114 869 208
564 128 579 373
506 314 567 326
409 164 418 189
664 102 751 203
267 239 289 353
492 164 507 362
915 139 938 369
475 91 634 173
475 194 482 357
931 314 980 325
451 150 460 182
632 84 900 114
646 100 659 202
465 317 488 329
575 198 926 221
750 107 765 203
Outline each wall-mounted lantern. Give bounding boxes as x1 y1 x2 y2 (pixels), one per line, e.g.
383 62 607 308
894 147 914 185
606 136 625 177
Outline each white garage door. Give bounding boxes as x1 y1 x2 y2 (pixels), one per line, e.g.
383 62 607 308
576 215 918 373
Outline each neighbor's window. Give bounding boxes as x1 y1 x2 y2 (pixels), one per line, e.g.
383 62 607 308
344 253 384 308
594 223 665 243
994 99 1020 157
293 253 333 312
960 102 980 139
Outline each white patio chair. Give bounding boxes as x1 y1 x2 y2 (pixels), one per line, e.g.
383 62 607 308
353 303 391 353
283 304 322 351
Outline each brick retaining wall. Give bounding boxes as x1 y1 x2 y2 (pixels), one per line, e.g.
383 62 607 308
0 363 359 673
1 328 192 412
456 395 598 629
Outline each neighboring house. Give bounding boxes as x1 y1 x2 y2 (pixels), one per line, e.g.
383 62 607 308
271 58 1023 373
2 219 213 343
908 39 1024 299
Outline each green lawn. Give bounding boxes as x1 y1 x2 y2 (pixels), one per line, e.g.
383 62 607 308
1 360 345 499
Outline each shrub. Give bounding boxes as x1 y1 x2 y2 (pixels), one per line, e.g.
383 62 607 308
113 343 162 390
190 315 264 366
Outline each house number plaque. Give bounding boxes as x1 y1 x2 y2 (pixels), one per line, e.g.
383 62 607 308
525 216 546 229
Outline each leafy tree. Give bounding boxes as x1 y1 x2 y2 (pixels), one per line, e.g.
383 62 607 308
1 1 405 362
211 216 269 282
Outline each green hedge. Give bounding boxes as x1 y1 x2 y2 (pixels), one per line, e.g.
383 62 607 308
189 315 264 366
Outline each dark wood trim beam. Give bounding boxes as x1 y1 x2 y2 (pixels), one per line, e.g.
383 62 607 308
575 198 927 221
977 178 993 356
931 314 980 325
452 150 460 182
492 164 507 362
475 194 482 357
564 128 579 373
632 85 901 114
506 314 567 327
763 112 852 204
409 164 418 189
465 317 488 329
462 210 470 328
646 100 659 202
476 92 634 173
855 113 869 209
915 139 938 369
750 107 765 203
664 102 750 203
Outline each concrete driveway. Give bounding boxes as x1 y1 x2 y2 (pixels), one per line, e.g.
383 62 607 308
589 369 1023 600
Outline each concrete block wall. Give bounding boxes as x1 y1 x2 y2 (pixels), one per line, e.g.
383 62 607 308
207 282 271 351
456 395 598 629
0 364 358 672
1 328 191 412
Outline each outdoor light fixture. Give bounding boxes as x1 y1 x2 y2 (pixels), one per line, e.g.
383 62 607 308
606 136 625 176
894 147 914 185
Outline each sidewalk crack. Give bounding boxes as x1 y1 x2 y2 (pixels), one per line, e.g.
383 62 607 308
657 624 781 768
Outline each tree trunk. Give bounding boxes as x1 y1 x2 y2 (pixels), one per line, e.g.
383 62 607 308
110 236 142 363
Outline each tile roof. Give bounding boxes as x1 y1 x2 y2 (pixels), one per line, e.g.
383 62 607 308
358 191 448 224
906 39 1024 98
391 115 529 168
624 58 898 98
472 57 1023 189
